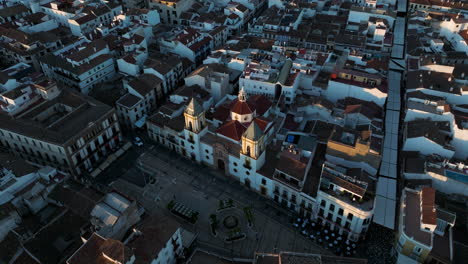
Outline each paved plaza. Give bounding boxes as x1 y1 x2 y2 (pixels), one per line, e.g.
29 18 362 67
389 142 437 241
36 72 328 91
99 137 393 263
108 143 331 258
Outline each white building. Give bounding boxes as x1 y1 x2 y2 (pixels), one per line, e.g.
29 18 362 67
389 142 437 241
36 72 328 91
40 39 116 95
159 28 212 65
117 74 163 129
67 233 136 264
126 8 160 26
147 88 379 242
315 162 374 242
147 0 194 25
143 55 184 95
394 187 456 264
403 119 455 159
184 64 231 103
0 154 63 241
41 1 123 37
90 192 141 240
0 88 122 177
126 214 192 264
240 59 300 104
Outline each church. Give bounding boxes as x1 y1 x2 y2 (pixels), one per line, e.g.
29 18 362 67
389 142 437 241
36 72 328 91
148 87 372 242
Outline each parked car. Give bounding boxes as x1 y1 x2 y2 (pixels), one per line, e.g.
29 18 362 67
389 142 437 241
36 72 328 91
133 137 143 146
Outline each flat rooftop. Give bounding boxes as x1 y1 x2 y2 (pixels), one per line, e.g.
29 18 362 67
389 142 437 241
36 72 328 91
0 89 113 145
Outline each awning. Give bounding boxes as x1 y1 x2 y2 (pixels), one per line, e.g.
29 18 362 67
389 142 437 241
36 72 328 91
135 114 147 128
90 168 102 178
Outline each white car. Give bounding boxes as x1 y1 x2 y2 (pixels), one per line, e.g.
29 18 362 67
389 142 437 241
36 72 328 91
133 137 143 146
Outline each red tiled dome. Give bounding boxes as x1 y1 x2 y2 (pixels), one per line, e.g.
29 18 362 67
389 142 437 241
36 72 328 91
230 100 254 115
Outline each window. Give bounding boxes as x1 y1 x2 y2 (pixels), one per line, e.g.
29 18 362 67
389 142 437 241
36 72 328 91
414 246 422 255
329 204 335 212
205 149 209 153
363 218 370 225
344 222 350 229
205 155 209 159
338 208 344 216
336 217 342 225
398 236 406 246
320 200 326 207
318 208 324 217
261 178 266 185
347 213 353 221
327 213 333 221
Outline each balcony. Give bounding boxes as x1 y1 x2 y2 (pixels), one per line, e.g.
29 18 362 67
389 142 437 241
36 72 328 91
166 135 177 144
319 185 374 212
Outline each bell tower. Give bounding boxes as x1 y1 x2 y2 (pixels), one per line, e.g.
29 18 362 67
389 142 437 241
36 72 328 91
183 98 207 162
184 98 205 133
241 122 264 159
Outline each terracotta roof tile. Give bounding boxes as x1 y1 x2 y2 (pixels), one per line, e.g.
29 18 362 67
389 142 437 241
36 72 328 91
230 100 253 115
421 187 437 225
216 120 247 141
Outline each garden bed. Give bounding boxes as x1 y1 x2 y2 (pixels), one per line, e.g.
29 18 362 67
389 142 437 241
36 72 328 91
209 214 218 237
224 227 246 243
168 200 199 224
243 206 254 227
217 199 235 212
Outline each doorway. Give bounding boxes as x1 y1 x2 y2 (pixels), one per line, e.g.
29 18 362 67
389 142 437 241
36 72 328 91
217 159 225 170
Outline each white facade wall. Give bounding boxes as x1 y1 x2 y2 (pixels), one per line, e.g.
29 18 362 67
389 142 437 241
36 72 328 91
117 59 140 76
325 80 387 107
150 228 183 264
240 78 276 99
0 214 19 241
325 154 378 176
173 43 196 62
452 128 468 160
404 172 468 196
403 137 455 159
40 6 74 26
348 10 395 28
317 191 373 241
19 19 58 33
76 58 115 94
228 155 242 178
146 10 161 26
200 143 214 165
409 88 468 106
